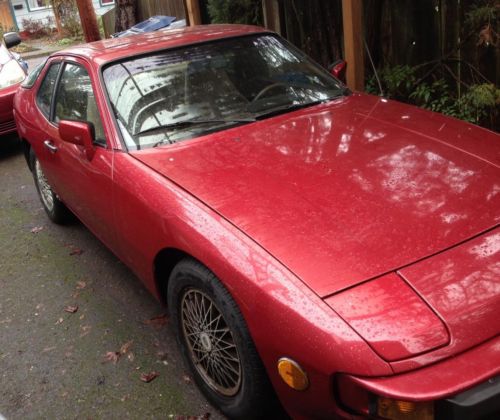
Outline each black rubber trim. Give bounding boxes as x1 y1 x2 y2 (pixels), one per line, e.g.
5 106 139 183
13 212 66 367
436 375 500 420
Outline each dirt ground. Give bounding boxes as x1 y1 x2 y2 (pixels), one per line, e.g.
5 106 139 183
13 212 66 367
0 136 222 419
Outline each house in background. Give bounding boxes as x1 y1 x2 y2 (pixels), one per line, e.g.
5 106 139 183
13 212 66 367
0 0 114 31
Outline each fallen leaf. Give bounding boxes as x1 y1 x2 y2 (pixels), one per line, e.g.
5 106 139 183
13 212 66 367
182 374 192 384
140 371 159 383
127 352 135 362
69 248 83 256
79 314 85 320
144 314 168 327
103 351 121 364
80 325 91 337
31 226 44 233
55 317 64 325
64 305 78 314
120 340 133 355
76 280 87 289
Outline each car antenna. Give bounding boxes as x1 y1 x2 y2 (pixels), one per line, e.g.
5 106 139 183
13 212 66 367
364 38 384 97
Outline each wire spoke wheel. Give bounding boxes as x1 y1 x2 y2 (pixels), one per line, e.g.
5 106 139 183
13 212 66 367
181 288 242 396
35 159 54 212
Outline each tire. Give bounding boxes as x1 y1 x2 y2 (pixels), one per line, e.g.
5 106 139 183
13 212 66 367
30 149 70 224
168 259 280 419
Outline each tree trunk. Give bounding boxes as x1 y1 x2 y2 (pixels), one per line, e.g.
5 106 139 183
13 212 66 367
114 0 137 33
50 1 64 35
75 0 101 42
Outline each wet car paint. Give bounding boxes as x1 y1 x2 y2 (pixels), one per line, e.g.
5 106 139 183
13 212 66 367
134 94 500 297
0 82 20 135
0 43 26 135
13 25 500 419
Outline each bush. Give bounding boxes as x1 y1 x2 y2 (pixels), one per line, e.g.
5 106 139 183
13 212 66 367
21 18 50 38
367 66 500 127
207 0 262 25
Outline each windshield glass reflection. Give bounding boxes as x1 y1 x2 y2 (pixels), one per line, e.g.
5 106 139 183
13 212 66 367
103 34 345 150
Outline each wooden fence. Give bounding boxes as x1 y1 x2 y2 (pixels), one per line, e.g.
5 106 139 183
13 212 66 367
102 0 187 38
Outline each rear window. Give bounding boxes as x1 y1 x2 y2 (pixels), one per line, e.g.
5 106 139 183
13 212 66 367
21 58 48 89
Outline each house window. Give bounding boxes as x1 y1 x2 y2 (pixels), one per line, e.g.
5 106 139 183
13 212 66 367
26 0 51 11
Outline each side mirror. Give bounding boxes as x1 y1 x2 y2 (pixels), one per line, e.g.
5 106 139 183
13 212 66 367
59 120 96 160
329 59 347 83
3 32 21 49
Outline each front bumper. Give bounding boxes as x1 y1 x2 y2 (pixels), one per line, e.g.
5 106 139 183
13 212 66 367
436 376 500 419
338 335 500 419
0 83 20 135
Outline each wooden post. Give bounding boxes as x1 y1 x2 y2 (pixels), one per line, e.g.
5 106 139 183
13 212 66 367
185 0 202 26
75 0 101 42
342 0 364 91
262 0 281 34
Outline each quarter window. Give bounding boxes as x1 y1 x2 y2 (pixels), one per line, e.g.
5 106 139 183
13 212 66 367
54 63 106 145
36 62 61 118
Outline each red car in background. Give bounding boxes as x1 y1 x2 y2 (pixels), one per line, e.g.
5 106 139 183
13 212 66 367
0 32 27 135
13 25 500 419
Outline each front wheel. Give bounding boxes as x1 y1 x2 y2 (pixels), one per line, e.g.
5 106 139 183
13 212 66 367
30 149 70 224
168 259 280 419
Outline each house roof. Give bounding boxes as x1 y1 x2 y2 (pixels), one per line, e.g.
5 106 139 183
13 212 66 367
53 24 268 66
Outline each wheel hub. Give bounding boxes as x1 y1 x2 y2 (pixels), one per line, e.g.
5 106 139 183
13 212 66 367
199 332 212 352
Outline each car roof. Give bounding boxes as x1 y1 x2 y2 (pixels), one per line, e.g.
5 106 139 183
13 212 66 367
53 24 268 66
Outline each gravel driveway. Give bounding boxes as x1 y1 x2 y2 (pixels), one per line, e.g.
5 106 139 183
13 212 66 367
0 137 221 419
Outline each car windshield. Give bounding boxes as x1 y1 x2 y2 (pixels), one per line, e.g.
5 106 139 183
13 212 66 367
103 34 346 150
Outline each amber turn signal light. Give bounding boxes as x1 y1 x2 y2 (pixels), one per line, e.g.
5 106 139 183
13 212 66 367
378 397 434 420
277 358 309 391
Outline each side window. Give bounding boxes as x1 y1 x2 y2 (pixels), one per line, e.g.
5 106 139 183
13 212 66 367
22 57 48 89
36 62 61 118
54 63 106 146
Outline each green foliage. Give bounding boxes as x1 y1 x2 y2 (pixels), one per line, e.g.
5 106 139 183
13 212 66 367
366 65 416 99
367 66 500 126
457 83 500 123
207 0 263 25
465 1 499 28
57 37 73 46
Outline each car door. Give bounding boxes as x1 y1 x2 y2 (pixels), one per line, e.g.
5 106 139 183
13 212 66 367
39 58 117 250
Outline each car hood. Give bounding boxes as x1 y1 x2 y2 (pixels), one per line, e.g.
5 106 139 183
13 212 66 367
132 93 500 297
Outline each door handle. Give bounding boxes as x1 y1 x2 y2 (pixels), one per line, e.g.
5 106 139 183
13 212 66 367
44 140 58 154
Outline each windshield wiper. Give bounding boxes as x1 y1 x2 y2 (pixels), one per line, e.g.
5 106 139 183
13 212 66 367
135 117 256 137
253 100 327 120
253 88 349 120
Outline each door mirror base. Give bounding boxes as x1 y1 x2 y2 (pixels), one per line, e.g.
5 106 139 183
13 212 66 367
329 59 347 83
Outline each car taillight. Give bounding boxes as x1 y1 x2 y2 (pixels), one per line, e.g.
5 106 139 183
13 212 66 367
336 375 434 419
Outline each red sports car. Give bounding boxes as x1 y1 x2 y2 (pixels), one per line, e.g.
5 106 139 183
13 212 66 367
13 25 500 419
0 32 27 135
